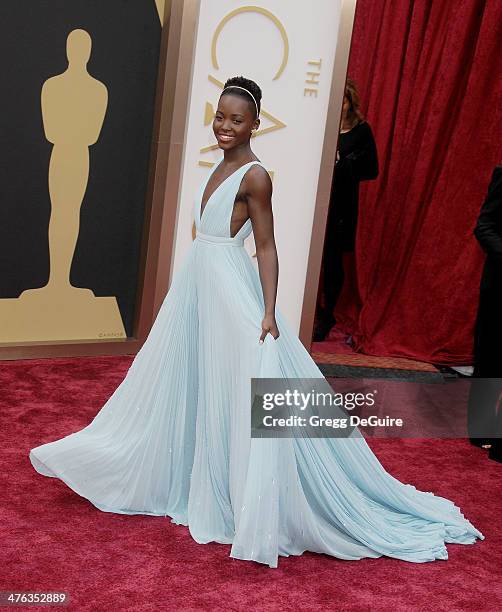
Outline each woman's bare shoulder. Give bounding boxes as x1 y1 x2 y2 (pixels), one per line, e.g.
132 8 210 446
245 162 272 194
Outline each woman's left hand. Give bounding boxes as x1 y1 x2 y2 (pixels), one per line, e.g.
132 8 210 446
259 314 280 343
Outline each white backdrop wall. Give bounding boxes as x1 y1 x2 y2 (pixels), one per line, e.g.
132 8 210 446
171 0 342 332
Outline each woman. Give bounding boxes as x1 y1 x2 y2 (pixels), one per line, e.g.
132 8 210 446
30 76 483 568
469 165 502 462
314 78 379 341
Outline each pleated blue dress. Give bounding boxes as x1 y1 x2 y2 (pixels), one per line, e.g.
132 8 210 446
30 158 484 567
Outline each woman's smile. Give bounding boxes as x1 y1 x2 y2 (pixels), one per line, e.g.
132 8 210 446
217 133 235 143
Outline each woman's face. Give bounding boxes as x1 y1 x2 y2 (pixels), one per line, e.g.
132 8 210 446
213 93 259 150
342 94 350 117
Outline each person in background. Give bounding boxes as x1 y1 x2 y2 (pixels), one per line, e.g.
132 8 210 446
468 165 502 463
314 77 379 342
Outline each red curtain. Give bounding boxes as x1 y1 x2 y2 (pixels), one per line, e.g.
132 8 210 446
335 0 502 365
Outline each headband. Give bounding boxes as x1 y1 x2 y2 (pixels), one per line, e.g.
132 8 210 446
221 85 259 117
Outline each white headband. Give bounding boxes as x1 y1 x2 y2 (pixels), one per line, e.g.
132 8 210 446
221 85 259 117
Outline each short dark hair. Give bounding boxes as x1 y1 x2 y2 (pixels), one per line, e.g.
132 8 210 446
220 75 262 118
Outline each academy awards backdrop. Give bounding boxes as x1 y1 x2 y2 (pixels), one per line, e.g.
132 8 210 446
0 1 163 343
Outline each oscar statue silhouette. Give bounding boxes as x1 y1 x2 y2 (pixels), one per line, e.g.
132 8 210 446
0 30 127 342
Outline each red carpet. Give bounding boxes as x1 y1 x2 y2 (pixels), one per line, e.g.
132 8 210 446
1 355 501 611
312 327 438 371
311 350 438 372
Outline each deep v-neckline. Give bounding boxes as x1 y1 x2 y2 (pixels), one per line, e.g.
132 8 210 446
199 159 259 222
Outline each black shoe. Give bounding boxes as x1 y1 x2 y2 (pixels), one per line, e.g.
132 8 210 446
469 438 492 448
313 326 328 342
488 442 502 463
469 438 493 450
313 315 336 342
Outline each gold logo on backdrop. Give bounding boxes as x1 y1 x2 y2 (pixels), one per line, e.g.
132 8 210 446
200 6 289 157
0 29 126 343
211 6 288 79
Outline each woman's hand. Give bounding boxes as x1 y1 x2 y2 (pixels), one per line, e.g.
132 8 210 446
259 314 280 343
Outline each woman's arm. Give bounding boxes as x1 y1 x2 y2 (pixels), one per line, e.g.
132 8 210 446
474 167 502 265
338 122 379 181
246 165 280 342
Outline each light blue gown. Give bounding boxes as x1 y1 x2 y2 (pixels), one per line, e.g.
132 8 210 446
30 158 484 568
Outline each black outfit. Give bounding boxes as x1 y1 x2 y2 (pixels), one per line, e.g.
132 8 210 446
315 121 379 338
468 166 502 462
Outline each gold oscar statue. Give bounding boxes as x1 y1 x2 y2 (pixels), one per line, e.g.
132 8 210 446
155 0 165 24
0 29 127 343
